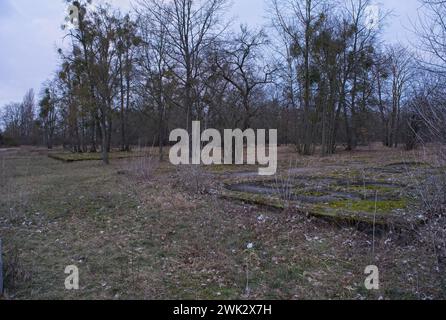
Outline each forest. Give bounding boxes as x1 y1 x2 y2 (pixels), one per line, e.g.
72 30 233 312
1 0 442 160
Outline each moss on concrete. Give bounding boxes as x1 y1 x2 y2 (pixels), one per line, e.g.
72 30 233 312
327 199 407 213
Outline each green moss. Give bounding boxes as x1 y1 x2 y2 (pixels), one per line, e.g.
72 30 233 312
328 199 407 213
208 164 258 173
222 191 285 210
358 184 392 191
347 185 397 194
385 161 429 168
327 170 360 178
301 191 327 197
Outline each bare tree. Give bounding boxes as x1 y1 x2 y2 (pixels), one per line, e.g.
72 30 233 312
388 46 413 147
416 0 446 76
215 26 275 130
20 89 36 145
39 82 59 149
136 2 177 160
1 103 22 144
82 4 120 164
413 0 446 144
270 0 328 154
137 0 229 134
116 13 140 152
341 0 382 150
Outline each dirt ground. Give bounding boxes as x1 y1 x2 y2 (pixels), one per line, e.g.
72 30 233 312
0 145 445 300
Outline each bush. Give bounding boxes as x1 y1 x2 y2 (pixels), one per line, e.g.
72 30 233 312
173 165 213 195
412 151 446 296
122 148 159 181
1 136 19 147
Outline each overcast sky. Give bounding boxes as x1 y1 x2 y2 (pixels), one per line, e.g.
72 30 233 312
0 0 422 109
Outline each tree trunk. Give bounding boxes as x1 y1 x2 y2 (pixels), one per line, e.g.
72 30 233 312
101 116 109 165
90 115 97 153
100 103 109 165
158 112 164 161
120 56 126 152
343 102 353 151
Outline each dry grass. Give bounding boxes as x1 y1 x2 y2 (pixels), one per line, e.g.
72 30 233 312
48 150 147 163
0 145 444 299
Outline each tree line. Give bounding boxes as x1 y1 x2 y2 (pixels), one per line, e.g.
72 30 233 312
1 0 445 163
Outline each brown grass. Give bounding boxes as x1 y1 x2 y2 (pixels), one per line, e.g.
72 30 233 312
0 144 444 299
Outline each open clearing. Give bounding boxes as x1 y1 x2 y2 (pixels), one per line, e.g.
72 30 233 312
0 145 444 299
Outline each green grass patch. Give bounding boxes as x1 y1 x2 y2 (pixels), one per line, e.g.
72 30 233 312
328 199 407 213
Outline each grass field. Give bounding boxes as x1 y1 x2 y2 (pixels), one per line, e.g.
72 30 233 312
0 145 445 299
